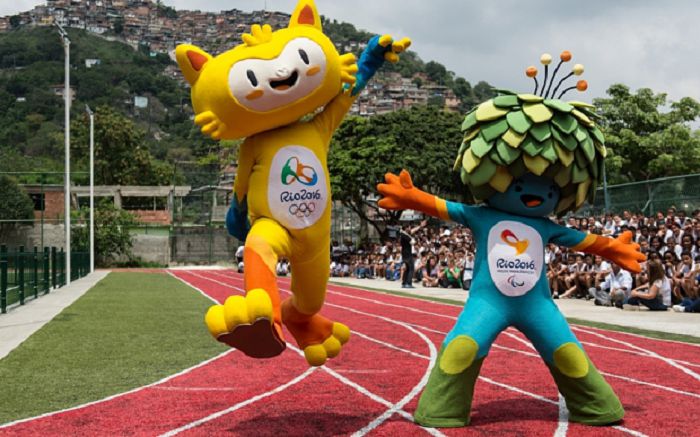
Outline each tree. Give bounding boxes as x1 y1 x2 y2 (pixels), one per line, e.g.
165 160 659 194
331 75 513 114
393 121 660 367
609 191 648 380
71 106 173 185
329 106 464 237
72 200 136 266
9 16 20 29
594 84 700 182
0 175 34 228
113 17 124 35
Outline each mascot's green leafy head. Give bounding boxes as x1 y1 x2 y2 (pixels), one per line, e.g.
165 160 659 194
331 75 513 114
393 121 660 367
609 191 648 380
454 51 606 216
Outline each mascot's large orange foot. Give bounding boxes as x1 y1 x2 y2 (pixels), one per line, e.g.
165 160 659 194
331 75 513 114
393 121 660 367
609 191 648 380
282 299 350 366
205 289 285 358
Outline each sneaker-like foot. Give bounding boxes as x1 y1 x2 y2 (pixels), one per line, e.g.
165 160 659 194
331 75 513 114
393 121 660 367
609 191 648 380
672 304 686 313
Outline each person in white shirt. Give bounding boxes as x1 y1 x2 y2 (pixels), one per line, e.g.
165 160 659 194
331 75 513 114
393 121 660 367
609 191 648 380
589 263 633 307
625 260 669 310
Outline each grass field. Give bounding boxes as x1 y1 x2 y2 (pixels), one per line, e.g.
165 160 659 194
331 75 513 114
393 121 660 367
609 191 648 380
0 272 225 424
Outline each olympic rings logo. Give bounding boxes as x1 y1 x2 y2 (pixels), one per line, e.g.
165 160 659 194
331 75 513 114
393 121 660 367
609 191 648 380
289 202 316 217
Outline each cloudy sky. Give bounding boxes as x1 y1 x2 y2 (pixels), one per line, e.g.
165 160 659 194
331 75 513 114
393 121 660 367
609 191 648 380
2 0 698 102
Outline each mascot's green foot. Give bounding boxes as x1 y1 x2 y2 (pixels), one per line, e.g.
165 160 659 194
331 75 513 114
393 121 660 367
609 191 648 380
414 336 484 427
549 343 624 425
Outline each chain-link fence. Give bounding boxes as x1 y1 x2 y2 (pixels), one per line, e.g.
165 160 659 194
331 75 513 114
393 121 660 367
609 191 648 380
581 174 700 216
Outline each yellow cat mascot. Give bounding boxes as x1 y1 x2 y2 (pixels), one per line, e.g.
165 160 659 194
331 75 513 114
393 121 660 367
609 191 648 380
176 0 410 366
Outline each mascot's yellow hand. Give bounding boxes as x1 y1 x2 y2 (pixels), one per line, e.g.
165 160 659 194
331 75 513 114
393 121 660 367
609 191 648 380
377 35 412 63
377 169 417 210
194 111 227 140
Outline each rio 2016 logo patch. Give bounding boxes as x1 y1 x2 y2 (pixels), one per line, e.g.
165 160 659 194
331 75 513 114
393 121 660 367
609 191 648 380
268 145 327 230
487 221 543 296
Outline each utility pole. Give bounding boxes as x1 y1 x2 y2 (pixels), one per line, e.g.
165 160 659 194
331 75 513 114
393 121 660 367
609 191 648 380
86 105 95 273
56 22 71 284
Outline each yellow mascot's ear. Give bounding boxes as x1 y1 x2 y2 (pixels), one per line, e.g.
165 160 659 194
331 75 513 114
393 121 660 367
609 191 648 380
288 0 322 31
175 44 213 86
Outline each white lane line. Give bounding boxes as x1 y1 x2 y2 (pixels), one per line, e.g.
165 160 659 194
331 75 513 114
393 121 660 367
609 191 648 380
554 393 569 437
185 271 663 437
572 326 700 382
0 349 234 429
174 271 444 437
158 367 316 437
401 321 700 399
571 323 700 349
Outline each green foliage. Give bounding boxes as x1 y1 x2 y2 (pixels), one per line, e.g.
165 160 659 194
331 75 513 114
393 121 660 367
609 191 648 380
594 84 700 182
0 174 34 224
72 199 136 266
329 106 463 233
71 105 173 185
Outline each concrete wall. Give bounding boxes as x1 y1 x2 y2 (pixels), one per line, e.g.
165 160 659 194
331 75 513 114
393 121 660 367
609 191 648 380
131 234 170 265
171 227 238 264
0 224 66 249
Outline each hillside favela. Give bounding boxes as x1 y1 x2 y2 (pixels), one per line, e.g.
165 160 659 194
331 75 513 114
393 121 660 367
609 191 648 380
0 0 493 116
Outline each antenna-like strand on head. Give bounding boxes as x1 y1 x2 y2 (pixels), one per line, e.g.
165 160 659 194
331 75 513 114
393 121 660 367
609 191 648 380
558 79 588 99
553 63 584 99
526 66 539 94
545 51 571 98
539 54 551 96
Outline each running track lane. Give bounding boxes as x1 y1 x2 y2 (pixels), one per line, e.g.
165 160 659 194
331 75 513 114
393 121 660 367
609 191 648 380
1 269 698 436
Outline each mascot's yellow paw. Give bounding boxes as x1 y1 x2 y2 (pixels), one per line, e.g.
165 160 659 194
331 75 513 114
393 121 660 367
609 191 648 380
303 322 351 367
204 289 285 358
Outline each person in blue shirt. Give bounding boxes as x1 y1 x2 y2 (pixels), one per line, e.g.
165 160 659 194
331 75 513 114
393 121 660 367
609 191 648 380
378 170 645 427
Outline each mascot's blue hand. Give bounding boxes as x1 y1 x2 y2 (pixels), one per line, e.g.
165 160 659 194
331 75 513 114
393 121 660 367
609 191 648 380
351 35 411 96
226 196 250 241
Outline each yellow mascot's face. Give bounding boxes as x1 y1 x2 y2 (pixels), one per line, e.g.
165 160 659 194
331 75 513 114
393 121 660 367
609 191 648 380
175 0 348 140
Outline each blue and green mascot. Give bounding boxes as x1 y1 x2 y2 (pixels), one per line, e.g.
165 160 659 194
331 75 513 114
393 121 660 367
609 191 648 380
378 52 645 427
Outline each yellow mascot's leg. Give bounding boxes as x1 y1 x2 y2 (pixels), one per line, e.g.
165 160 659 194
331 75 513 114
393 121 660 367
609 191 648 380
205 218 290 358
281 245 350 367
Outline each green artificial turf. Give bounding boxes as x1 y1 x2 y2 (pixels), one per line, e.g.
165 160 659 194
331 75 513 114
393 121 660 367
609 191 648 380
329 280 700 345
0 272 226 424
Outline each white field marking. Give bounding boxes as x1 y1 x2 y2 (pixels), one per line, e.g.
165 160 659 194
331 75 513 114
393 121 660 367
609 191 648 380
152 387 239 392
181 271 658 437
208 269 458 321
0 349 234 429
480 377 647 437
171 272 444 437
571 323 700 349
403 322 700 400
351 330 430 360
350 318 438 437
572 326 700 382
158 368 316 437
579 341 700 368
503 331 537 351
554 393 569 437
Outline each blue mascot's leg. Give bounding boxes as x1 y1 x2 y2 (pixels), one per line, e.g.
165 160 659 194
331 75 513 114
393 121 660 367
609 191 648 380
414 296 509 427
514 299 624 425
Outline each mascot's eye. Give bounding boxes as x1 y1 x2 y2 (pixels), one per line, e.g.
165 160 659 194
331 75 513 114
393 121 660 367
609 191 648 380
246 70 258 87
298 49 310 65
514 185 523 193
548 192 553 199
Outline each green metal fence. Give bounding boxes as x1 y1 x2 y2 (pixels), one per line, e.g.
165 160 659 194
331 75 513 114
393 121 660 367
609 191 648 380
0 245 89 314
581 174 700 216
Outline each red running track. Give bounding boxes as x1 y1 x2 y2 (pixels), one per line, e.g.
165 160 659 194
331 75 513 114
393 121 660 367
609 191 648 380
1 269 699 436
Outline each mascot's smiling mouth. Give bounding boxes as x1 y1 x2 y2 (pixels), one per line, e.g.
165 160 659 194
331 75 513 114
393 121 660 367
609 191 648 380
270 70 299 91
521 194 543 208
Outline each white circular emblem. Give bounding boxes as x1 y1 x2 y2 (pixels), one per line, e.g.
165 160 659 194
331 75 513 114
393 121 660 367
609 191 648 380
487 221 543 297
267 145 327 230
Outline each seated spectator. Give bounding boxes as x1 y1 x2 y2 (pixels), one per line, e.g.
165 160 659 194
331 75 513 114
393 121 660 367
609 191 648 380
422 255 440 287
438 255 461 289
462 251 474 291
276 258 289 276
624 260 668 311
589 263 633 307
